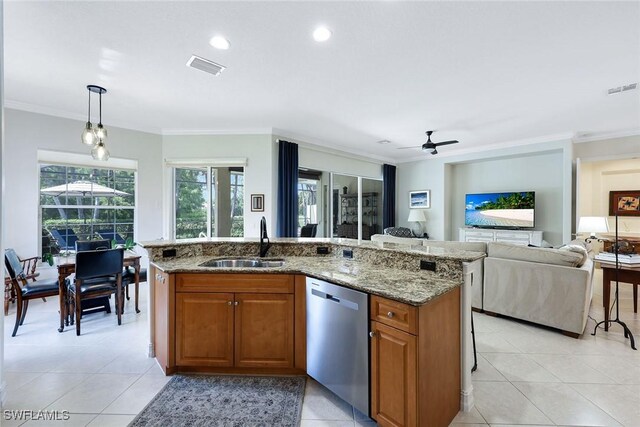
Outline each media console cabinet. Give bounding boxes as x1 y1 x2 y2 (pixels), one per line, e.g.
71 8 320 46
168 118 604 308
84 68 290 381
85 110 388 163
459 228 543 246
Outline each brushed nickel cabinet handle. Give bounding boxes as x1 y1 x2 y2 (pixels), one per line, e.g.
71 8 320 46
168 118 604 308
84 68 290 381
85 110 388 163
227 301 232 305
387 311 395 318
369 331 376 338
234 301 239 306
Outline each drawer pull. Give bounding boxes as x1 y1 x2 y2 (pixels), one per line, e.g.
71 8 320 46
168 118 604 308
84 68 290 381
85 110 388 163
369 331 376 338
227 301 232 306
387 311 395 319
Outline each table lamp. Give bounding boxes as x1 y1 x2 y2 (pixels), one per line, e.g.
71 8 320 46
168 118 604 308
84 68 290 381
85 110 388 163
407 209 427 237
577 216 609 241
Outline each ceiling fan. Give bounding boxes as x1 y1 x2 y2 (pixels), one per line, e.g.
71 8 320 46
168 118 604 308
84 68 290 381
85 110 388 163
398 130 459 155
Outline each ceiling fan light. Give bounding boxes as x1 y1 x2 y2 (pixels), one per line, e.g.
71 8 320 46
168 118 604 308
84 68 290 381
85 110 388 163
91 140 110 161
81 122 98 146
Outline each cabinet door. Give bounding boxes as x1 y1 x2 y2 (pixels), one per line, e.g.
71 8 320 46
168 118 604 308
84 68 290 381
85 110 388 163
235 293 294 368
152 268 173 373
371 321 417 427
176 293 234 367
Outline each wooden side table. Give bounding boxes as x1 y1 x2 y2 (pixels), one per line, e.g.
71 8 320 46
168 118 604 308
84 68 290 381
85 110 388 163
597 260 640 331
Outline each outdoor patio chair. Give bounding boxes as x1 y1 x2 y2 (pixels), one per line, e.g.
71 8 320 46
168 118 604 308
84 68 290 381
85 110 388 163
96 230 126 245
5 249 59 337
301 223 318 237
49 228 79 251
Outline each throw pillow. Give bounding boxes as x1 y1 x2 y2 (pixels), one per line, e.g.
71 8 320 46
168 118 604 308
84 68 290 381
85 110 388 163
383 227 413 238
559 244 589 267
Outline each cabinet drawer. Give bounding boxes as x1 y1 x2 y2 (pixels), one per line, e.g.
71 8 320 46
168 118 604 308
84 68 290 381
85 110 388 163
176 274 294 293
370 295 418 335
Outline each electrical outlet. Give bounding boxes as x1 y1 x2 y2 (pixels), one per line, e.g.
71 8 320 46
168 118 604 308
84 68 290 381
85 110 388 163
162 249 177 258
420 260 436 271
316 246 330 255
343 249 353 259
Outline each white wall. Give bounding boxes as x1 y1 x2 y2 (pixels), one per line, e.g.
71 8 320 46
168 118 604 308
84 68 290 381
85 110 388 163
451 152 564 245
3 109 164 256
397 139 574 243
397 159 447 240
579 158 640 235
162 134 275 238
1 0 6 404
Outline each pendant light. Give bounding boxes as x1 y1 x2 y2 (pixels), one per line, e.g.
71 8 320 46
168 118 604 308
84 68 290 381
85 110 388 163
81 84 110 161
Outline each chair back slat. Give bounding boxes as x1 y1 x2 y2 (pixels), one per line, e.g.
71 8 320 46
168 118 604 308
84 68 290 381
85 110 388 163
4 249 25 279
76 239 111 252
75 248 124 280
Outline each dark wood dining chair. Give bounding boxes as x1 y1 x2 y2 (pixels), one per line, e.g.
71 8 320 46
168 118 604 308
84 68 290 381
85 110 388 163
5 249 59 337
74 240 113 316
65 248 124 336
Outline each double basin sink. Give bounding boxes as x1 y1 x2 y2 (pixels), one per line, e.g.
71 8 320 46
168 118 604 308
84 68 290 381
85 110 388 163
199 258 285 268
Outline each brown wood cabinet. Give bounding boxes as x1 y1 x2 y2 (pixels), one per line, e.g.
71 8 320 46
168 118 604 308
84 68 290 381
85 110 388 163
371 321 417 427
235 293 294 368
175 292 234 367
370 288 461 427
155 272 298 374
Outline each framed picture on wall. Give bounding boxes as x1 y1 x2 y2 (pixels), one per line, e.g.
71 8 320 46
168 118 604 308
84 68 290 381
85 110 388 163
251 194 264 212
409 190 431 209
609 190 640 216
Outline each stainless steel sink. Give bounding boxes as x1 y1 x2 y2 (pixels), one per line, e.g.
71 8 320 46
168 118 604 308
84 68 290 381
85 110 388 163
199 258 285 268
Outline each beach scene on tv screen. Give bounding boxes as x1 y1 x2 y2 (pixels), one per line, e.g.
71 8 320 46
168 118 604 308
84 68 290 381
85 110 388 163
465 192 535 227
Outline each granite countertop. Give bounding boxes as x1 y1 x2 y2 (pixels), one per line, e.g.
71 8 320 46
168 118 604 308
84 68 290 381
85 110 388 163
140 237 485 263
151 255 461 306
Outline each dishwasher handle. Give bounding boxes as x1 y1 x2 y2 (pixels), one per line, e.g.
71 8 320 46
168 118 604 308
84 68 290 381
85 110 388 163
311 288 340 303
310 288 359 310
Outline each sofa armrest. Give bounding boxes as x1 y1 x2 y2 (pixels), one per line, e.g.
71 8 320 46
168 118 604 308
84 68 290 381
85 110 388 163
483 257 594 335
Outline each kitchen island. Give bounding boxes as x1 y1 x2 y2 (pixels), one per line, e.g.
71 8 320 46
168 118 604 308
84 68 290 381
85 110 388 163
141 238 484 427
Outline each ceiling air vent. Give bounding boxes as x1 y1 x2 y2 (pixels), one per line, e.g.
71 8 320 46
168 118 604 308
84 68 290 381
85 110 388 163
607 82 638 95
186 55 226 76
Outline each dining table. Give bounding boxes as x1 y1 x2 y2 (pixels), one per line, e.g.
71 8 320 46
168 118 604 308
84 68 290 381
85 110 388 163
56 250 142 332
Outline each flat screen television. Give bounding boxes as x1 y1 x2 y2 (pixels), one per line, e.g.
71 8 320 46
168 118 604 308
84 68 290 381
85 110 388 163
465 191 535 228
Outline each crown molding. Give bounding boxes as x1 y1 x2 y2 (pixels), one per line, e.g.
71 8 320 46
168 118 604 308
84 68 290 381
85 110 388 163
394 132 575 164
161 127 274 136
572 128 640 143
4 99 161 135
273 128 396 165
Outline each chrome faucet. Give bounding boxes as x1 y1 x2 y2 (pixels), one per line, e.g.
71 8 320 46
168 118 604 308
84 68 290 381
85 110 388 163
259 216 271 257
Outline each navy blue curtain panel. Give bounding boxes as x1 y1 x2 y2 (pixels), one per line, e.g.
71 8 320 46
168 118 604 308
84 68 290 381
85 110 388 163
383 164 396 229
277 140 299 237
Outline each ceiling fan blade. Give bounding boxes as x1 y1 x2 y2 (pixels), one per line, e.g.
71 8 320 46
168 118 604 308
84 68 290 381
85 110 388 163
433 140 459 146
396 145 423 150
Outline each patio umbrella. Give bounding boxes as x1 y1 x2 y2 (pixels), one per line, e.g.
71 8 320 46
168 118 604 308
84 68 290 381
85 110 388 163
41 180 130 221
41 180 129 197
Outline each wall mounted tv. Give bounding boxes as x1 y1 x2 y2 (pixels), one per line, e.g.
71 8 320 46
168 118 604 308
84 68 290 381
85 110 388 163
465 191 535 228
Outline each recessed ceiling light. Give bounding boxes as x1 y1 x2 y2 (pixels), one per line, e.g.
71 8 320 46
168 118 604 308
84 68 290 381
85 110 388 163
313 26 332 42
377 140 391 145
209 36 230 50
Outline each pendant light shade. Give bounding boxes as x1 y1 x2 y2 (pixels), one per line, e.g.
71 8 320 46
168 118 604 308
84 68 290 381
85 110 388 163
82 85 109 160
91 140 110 161
81 122 97 146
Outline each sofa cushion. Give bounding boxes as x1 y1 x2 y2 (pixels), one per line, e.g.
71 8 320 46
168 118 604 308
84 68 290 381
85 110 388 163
487 242 582 267
383 227 413 238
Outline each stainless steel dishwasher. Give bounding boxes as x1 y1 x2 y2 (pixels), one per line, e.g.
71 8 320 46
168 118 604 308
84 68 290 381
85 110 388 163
306 277 369 416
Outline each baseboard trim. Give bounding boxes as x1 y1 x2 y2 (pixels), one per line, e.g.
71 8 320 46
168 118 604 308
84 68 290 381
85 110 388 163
0 380 7 407
461 385 475 412
148 343 155 358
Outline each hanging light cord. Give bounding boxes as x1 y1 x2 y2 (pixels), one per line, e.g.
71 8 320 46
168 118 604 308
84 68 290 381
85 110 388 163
98 91 102 126
87 90 92 122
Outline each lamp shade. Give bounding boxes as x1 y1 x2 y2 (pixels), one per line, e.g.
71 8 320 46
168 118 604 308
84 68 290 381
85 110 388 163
407 209 426 222
577 216 609 235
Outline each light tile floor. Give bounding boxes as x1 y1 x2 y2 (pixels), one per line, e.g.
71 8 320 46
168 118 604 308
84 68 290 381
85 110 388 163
2 268 639 426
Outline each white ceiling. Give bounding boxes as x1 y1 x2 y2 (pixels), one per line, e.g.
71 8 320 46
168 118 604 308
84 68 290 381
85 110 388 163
4 1 639 162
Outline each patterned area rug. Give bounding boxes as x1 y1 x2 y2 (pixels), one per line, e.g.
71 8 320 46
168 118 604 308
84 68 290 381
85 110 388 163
129 374 306 427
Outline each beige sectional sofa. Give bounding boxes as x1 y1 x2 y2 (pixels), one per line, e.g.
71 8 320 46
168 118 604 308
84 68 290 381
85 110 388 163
483 241 594 337
371 234 595 337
